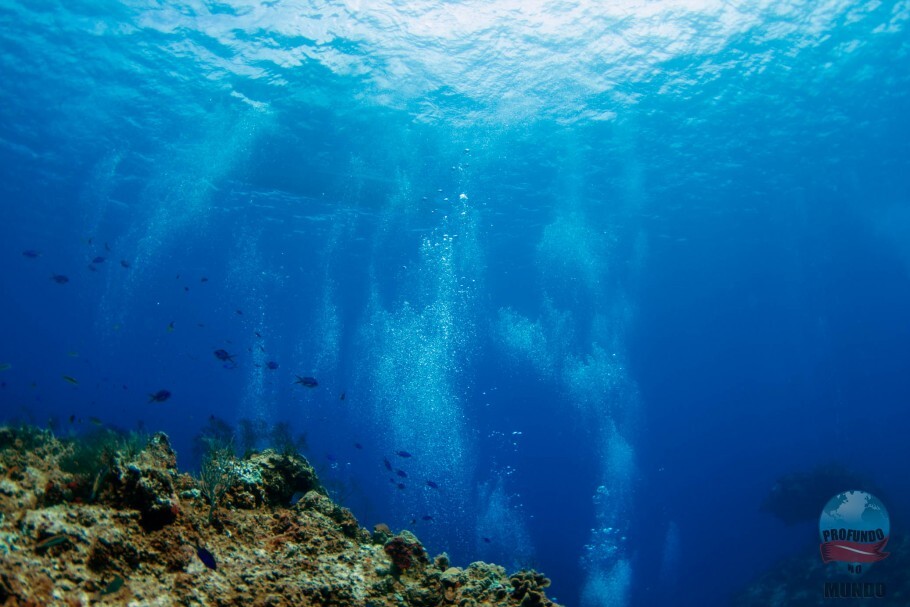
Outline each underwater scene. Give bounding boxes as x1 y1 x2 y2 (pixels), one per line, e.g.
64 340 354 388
1 1 909 606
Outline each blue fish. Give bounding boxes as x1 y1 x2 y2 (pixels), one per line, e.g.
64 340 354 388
148 389 171 403
395 450 412 458
196 546 217 570
294 375 318 388
266 361 279 370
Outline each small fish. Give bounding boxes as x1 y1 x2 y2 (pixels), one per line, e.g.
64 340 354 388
0 363 11 372
339 391 346 401
87 264 97 272
421 515 434 521
395 450 412 458
266 361 279 370
69 414 76 423
22 249 41 258
89 417 103 426
196 545 217 570
294 376 318 388
67 351 79 358
148 389 171 403
51 274 69 284
396 483 406 490
383 458 392 471
213 349 236 366
426 480 439 489
184 286 189 292
200 277 208 283
354 443 363 450
92 256 105 264
35 534 69 552
167 321 175 333
254 331 262 338
482 537 492 544
120 259 130 268
235 309 243 315
396 469 408 478
62 375 79 385
100 575 123 596
104 242 111 252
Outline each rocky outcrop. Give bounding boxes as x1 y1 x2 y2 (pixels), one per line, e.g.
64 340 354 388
0 426 563 607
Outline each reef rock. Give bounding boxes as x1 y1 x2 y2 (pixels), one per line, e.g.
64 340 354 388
0 426 564 607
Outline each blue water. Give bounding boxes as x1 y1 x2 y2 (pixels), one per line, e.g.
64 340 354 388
2 1 909 605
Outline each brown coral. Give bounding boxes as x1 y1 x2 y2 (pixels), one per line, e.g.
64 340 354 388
0 426 563 607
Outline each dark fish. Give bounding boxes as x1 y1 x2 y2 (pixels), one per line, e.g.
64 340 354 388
422 515 434 521
235 309 243 315
92 256 105 264
148 389 171 403
354 443 363 450
255 331 262 338
196 546 217 570
395 450 412 458
22 249 40 258
0 363 10 371
482 537 492 544
396 469 408 478
120 259 130 268
35 534 69 552
69 414 76 423
184 286 189 292
100 575 123 596
294 376 318 388
87 264 97 272
200 277 208 283
266 361 279 370
396 483 406 490
383 458 392 471
51 274 69 284
104 242 111 252
89 417 103 425
339 391 346 401
426 480 439 489
167 321 175 333
62 375 79 385
214 349 235 363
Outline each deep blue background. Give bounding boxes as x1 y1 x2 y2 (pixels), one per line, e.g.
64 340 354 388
2 2 910 606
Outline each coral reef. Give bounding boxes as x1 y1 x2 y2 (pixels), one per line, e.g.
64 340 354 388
733 538 910 606
761 464 885 526
0 426 562 607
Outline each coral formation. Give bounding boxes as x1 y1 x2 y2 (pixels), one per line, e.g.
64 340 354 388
733 538 910 606
0 425 563 607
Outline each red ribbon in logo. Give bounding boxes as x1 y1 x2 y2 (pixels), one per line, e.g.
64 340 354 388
819 538 890 564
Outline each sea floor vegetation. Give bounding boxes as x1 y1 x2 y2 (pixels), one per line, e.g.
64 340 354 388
0 423 560 607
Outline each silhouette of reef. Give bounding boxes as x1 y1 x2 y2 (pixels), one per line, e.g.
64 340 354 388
761 463 885 526
732 537 910 606
0 425 561 607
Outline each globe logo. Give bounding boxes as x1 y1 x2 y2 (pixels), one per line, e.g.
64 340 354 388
819 490 890 576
